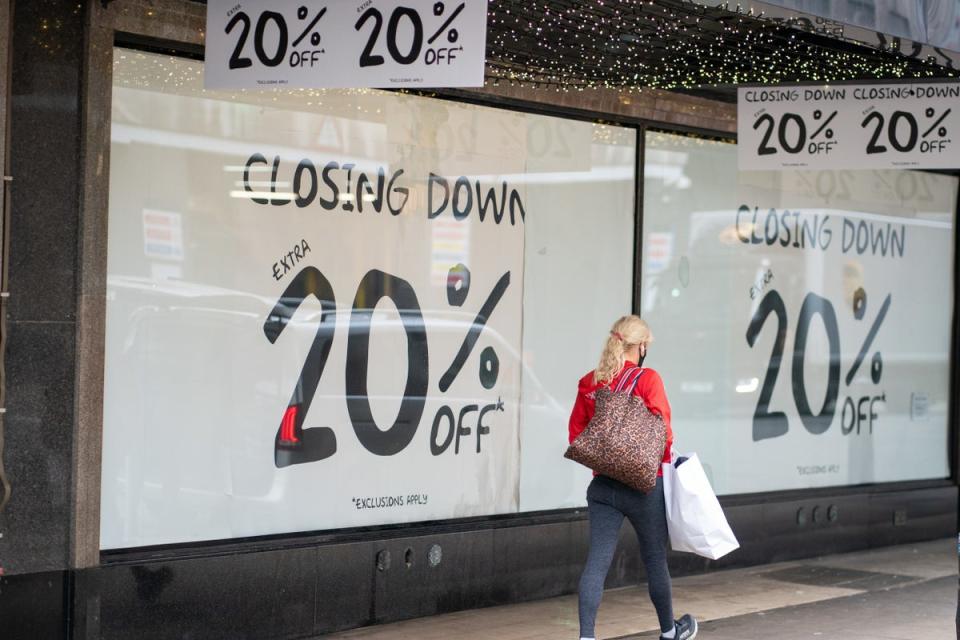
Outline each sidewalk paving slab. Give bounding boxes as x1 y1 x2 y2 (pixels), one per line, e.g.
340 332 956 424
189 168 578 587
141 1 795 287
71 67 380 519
324 538 957 640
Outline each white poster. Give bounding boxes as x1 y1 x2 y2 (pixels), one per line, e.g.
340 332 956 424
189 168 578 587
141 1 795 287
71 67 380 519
738 82 960 170
103 49 637 548
518 124 636 512
645 132 955 495
204 0 488 89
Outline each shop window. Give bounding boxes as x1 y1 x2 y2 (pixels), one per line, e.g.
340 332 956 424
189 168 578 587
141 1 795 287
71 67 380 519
101 48 636 548
642 131 955 494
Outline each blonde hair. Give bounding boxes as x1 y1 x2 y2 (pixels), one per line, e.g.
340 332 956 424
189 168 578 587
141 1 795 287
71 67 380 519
594 315 653 384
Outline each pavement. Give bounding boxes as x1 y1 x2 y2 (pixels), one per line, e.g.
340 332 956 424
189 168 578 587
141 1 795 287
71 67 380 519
325 538 957 640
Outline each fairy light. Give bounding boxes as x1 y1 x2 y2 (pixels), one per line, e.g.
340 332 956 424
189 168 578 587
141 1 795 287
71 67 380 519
115 0 958 102
484 0 958 95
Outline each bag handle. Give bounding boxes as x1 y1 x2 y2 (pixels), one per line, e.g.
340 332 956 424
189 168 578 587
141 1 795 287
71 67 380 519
613 366 645 393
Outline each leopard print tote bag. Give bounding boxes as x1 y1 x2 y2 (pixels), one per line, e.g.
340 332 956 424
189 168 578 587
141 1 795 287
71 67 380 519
564 368 667 493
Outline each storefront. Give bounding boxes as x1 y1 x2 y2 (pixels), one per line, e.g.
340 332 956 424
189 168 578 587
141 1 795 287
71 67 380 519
0 1 957 638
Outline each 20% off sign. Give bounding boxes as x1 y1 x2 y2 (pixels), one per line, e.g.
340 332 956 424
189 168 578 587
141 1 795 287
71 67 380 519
265 264 510 469
205 0 488 89
737 83 960 170
746 286 890 442
750 106 954 163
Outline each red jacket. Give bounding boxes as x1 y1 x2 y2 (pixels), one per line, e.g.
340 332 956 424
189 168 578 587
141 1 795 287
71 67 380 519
568 362 673 476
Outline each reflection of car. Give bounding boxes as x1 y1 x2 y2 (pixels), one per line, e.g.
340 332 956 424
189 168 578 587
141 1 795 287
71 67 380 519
101 274 571 542
644 209 949 422
640 209 951 490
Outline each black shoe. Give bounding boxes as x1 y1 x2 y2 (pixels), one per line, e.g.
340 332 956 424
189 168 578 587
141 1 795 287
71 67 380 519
660 613 698 640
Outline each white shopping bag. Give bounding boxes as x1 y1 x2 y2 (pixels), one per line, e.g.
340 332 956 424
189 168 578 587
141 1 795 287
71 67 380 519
662 452 739 560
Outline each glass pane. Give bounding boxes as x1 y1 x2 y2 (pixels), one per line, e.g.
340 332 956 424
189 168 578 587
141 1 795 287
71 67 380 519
519 125 636 511
102 48 637 548
642 130 955 494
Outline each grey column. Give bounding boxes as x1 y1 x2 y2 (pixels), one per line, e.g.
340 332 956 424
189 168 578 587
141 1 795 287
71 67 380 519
0 0 85 576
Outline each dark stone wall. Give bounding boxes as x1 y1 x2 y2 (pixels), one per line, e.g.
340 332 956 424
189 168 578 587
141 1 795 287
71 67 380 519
0 0 84 576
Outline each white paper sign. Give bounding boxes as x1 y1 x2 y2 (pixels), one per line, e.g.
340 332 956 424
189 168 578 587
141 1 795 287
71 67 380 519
205 0 487 89
103 49 638 548
645 132 955 496
738 82 960 170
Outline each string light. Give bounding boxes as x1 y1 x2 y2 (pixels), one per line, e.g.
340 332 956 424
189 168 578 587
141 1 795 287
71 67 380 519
117 0 959 102
485 0 959 96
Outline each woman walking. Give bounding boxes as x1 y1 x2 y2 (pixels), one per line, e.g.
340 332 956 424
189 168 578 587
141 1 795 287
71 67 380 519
568 315 697 640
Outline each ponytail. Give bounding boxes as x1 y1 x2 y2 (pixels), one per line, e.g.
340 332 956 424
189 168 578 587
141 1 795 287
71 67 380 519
593 315 653 384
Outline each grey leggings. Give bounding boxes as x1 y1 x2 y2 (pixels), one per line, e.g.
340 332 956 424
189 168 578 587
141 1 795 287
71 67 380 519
578 475 674 637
